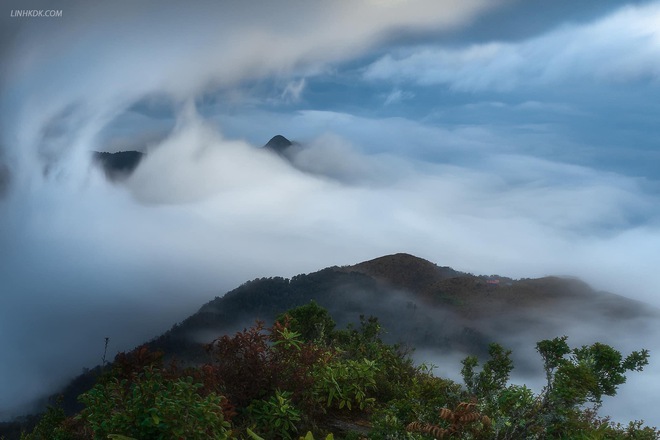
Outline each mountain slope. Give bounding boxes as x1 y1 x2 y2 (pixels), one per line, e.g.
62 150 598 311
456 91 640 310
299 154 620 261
19 253 657 423
146 253 654 366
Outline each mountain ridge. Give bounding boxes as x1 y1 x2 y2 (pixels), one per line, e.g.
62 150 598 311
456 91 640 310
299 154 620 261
4 252 656 431
141 252 655 370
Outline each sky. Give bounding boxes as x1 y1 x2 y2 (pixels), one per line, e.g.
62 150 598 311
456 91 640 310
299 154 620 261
1 0 660 424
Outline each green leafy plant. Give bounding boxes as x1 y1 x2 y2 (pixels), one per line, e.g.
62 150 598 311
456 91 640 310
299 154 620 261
536 336 649 436
19 402 75 440
276 300 336 344
78 366 230 440
461 343 513 404
459 336 653 439
314 358 378 411
16 304 659 440
248 390 301 440
247 429 334 440
538 336 649 408
298 432 335 440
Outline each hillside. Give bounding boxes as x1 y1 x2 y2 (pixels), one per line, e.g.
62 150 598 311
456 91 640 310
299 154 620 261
144 253 654 370
6 271 658 439
3 252 656 438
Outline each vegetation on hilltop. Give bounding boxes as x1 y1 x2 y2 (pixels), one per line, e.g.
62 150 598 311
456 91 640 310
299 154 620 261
14 302 658 440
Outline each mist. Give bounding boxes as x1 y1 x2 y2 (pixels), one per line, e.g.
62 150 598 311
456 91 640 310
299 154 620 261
2 0 660 426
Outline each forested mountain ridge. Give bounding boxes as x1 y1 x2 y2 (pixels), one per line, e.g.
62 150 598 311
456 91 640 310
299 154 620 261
147 253 654 366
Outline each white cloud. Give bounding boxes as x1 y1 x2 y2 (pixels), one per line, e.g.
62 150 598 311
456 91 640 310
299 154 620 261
383 88 415 105
364 2 660 90
2 104 660 421
1 0 499 186
280 78 306 103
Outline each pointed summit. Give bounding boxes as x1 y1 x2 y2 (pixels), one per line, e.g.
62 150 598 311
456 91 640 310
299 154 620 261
263 135 293 154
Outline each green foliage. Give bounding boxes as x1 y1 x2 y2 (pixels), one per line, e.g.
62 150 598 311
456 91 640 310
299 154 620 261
246 428 336 440
534 336 651 438
461 343 513 403
314 358 378 411
17 303 659 440
617 420 660 440
487 384 543 439
277 301 336 344
78 366 230 440
457 336 654 439
369 364 466 440
334 315 417 403
20 403 73 440
246 427 265 440
537 336 649 415
298 432 334 440
248 390 301 440
272 327 304 352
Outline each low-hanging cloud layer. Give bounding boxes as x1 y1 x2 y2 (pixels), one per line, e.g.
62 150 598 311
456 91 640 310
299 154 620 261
1 0 660 425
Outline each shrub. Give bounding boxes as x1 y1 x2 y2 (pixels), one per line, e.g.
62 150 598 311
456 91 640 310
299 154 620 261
20 404 74 440
78 366 230 440
248 390 301 440
276 301 336 344
313 358 378 412
205 321 273 408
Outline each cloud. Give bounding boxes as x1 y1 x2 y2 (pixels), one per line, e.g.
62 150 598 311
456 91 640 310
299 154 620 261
0 0 498 183
280 78 307 103
2 102 660 421
382 88 415 105
1 0 660 426
363 2 660 91
0 0 501 417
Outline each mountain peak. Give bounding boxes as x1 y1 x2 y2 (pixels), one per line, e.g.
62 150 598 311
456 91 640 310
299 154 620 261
346 253 461 293
92 150 144 180
263 135 293 153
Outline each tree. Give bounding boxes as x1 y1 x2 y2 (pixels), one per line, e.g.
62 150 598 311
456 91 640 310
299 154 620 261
536 336 649 436
461 343 513 403
461 336 651 439
276 301 336 344
537 336 649 409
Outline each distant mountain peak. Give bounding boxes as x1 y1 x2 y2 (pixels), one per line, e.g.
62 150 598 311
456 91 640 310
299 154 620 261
92 150 144 180
263 135 293 154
